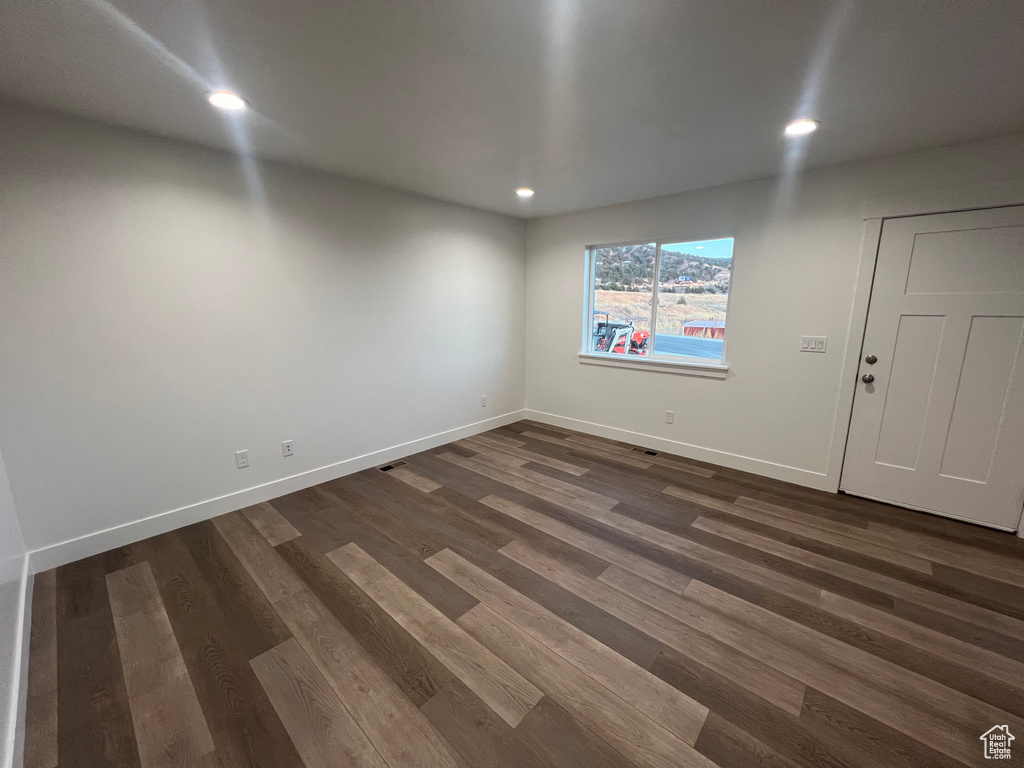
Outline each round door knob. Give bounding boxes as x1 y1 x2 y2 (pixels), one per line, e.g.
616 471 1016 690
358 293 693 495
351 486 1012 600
864 355 877 364
862 374 875 384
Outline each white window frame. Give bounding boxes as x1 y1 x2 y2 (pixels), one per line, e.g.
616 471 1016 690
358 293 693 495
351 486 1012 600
579 234 734 379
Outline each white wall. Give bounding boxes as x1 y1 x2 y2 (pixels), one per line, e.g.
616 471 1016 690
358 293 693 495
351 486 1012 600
524 133 1024 489
0 447 28 768
0 102 526 562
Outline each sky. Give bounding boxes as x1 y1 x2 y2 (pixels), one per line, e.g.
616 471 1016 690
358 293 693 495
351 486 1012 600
662 237 734 260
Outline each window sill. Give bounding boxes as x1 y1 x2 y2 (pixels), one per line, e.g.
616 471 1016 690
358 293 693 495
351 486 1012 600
578 352 729 379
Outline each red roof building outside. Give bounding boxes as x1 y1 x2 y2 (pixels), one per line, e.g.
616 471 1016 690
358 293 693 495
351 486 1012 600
681 320 726 339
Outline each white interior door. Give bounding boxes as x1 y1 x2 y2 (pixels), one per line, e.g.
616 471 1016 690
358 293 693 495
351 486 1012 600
841 205 1024 531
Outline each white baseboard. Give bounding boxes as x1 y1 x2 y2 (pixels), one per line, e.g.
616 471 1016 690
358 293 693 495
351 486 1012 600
28 410 526 573
524 409 830 490
2 554 29 768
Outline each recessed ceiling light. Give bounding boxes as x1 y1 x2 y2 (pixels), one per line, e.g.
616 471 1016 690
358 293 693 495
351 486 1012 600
207 91 248 111
784 118 819 137
516 188 535 198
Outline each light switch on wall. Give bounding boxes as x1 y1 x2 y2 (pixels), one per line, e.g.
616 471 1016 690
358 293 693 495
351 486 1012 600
800 336 827 353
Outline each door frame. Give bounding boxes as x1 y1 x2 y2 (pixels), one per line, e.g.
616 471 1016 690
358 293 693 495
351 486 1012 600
822 177 1024 537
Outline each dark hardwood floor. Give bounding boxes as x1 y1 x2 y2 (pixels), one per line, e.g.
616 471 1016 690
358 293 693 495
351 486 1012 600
23 420 1024 768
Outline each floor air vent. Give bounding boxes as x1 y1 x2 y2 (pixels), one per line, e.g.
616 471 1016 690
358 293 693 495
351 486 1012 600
377 460 408 473
631 447 660 457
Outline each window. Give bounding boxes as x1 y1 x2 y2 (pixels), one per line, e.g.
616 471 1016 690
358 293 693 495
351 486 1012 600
586 237 733 365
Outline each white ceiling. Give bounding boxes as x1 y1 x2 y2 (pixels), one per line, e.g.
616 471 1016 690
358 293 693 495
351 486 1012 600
1 0 1023 218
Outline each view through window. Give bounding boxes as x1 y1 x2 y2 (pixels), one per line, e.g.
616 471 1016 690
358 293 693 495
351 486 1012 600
588 237 733 362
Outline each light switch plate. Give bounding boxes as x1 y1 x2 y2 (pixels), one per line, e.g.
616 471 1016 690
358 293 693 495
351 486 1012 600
800 336 827 353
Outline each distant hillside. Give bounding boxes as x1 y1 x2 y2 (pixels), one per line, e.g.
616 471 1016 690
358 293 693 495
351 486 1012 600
594 244 730 291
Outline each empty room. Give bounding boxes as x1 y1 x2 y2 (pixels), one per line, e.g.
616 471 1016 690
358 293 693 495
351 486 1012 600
3 1 1024 767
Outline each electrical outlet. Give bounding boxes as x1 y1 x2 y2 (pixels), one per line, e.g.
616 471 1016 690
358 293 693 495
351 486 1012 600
481 395 487 408
282 440 294 457
800 336 827 353
235 450 250 469
665 410 675 424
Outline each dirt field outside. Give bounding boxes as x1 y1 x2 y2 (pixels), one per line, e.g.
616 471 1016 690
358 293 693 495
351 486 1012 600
593 290 728 335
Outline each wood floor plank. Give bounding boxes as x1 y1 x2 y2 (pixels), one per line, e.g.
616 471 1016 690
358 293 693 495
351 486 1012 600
426 547 709 744
56 556 142 768
437 450 599 511
271 587 468 768
178 520 294 658
104 560 191 698
817 589 1024 689
694 711 804 768
685 579 1024 766
106 562 216 768
403 451 508 500
691 513 1024 639
453 442 529 467
267 487 332 517
892 597 1024 662
288 502 480 621
519 430 655 469
124 684 216 768
674 490 935 573
334 477 664 671
328 542 543 727
277 536 455 707
460 539 664 669
442 451 619 511
420 680 558 768
250 638 390 768
481 494 693 593
648 647 852 768
564 434 717 478
388 466 443 493
462 434 589 476
501 540 807 717
241 502 302 547
426 486 612 578
526 460 703 534
552 494 822 603
423 679 641 768
466 430 527 449
458 602 718 768
317 478 448 557
346 469 515 552
514 694 644 768
866 519 1024 588
512 427 728 492
126 533 306 768
24 570 58 768
797 687 964 768
211 511 306 603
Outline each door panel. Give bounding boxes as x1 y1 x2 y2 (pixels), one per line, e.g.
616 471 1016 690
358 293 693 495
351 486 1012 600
939 316 1024 483
842 206 1024 531
874 315 945 469
906 225 1024 294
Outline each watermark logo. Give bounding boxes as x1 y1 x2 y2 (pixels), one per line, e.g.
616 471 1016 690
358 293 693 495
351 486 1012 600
981 725 1014 760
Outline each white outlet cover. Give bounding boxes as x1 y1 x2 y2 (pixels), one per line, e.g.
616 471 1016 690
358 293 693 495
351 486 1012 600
282 440 294 457
235 450 249 468
800 336 827 353
665 410 675 424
